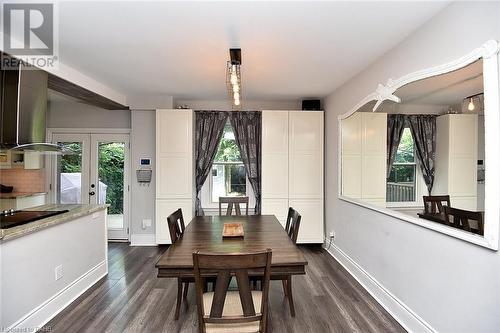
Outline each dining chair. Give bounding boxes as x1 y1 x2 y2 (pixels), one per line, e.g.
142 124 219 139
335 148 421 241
284 207 301 244
193 249 272 333
279 207 301 316
167 209 190 320
218 196 249 216
423 195 451 214
252 207 301 316
444 206 484 235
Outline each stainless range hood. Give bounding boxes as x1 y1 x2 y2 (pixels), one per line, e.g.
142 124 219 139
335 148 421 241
0 61 63 152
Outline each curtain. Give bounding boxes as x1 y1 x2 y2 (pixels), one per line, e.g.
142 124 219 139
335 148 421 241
194 111 229 216
407 115 437 194
387 114 406 178
229 111 262 214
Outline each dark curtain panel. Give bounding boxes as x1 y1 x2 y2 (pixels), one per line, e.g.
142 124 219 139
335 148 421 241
387 114 406 178
229 111 262 214
194 111 229 216
408 115 437 194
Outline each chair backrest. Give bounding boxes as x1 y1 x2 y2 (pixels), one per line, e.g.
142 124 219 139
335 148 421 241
285 207 301 244
218 196 249 216
423 195 451 214
444 206 484 235
167 208 185 243
193 250 272 333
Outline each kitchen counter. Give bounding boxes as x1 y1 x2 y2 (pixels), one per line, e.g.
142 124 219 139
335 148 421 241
0 191 47 199
0 204 108 242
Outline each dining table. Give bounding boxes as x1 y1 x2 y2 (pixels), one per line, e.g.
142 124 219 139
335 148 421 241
155 215 308 278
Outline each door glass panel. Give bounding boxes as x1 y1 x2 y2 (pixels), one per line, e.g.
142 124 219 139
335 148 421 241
57 142 83 204
98 142 125 229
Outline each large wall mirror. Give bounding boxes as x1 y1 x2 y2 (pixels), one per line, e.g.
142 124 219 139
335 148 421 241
339 41 500 250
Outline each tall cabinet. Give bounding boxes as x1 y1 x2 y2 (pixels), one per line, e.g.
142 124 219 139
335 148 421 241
261 110 324 243
433 114 478 210
155 109 194 244
341 112 387 207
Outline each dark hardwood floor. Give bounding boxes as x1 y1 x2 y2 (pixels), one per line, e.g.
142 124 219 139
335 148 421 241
45 244 405 333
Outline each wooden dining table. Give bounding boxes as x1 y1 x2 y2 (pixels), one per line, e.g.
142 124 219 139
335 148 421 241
156 215 308 278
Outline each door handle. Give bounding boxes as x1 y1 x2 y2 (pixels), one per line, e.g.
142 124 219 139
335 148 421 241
89 191 96 196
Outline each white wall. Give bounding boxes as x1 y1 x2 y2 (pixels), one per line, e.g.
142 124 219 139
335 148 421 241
325 2 500 332
174 99 302 111
47 100 131 129
130 110 158 242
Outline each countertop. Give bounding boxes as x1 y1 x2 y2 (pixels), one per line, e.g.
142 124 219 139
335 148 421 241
0 204 108 242
0 192 47 199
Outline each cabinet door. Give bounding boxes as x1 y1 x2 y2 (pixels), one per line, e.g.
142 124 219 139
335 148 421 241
261 198 288 228
156 199 193 244
449 115 478 197
156 110 193 199
341 113 362 155
361 113 387 200
289 198 323 243
262 111 288 199
289 112 324 199
341 113 362 197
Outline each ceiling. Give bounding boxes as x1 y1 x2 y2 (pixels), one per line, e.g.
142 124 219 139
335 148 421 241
395 59 483 106
50 1 449 101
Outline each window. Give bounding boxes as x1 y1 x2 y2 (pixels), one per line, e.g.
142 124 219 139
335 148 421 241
211 121 247 202
387 127 417 202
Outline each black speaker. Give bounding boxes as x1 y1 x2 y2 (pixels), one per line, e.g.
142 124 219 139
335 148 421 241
302 99 321 110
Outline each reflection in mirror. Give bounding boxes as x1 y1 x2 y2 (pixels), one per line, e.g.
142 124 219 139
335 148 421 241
341 59 485 235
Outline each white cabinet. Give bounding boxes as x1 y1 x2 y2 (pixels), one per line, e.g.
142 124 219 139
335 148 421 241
0 194 46 211
0 151 43 169
434 114 478 210
341 112 387 206
155 109 194 244
261 110 324 243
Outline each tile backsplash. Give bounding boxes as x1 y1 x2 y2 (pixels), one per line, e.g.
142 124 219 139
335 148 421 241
0 169 46 193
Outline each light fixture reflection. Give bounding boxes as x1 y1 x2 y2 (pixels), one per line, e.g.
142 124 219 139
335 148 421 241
468 98 475 111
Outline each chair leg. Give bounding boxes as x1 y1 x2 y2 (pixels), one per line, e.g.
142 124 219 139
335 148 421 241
183 282 189 299
286 276 295 317
175 279 182 320
281 279 288 296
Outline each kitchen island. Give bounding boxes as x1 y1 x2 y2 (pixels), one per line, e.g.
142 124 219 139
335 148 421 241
0 204 108 331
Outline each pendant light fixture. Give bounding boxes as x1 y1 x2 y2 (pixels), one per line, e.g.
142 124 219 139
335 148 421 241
464 93 483 112
226 48 242 110
468 98 475 111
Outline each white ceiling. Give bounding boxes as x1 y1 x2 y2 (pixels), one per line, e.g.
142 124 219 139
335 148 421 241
53 1 449 102
396 59 483 106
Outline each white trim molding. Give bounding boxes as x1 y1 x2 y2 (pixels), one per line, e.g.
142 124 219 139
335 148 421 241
323 240 436 333
8 260 107 331
338 40 500 250
130 233 156 246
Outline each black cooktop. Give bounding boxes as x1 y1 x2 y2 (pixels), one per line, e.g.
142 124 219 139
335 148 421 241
0 210 69 229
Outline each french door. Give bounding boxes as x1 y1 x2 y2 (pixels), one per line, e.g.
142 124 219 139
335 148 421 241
51 132 130 240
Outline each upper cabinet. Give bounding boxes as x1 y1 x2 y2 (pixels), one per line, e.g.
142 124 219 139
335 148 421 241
289 111 324 199
156 109 193 199
262 111 289 199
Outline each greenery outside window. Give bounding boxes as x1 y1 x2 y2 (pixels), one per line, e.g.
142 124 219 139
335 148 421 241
387 127 417 203
210 121 247 202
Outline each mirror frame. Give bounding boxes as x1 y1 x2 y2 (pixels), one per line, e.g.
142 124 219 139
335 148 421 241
338 40 500 250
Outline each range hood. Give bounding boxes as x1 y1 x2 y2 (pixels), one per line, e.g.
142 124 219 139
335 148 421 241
0 61 63 152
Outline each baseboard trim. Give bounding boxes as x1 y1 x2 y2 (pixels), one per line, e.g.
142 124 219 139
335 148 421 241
130 233 156 246
9 260 107 331
323 239 435 333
